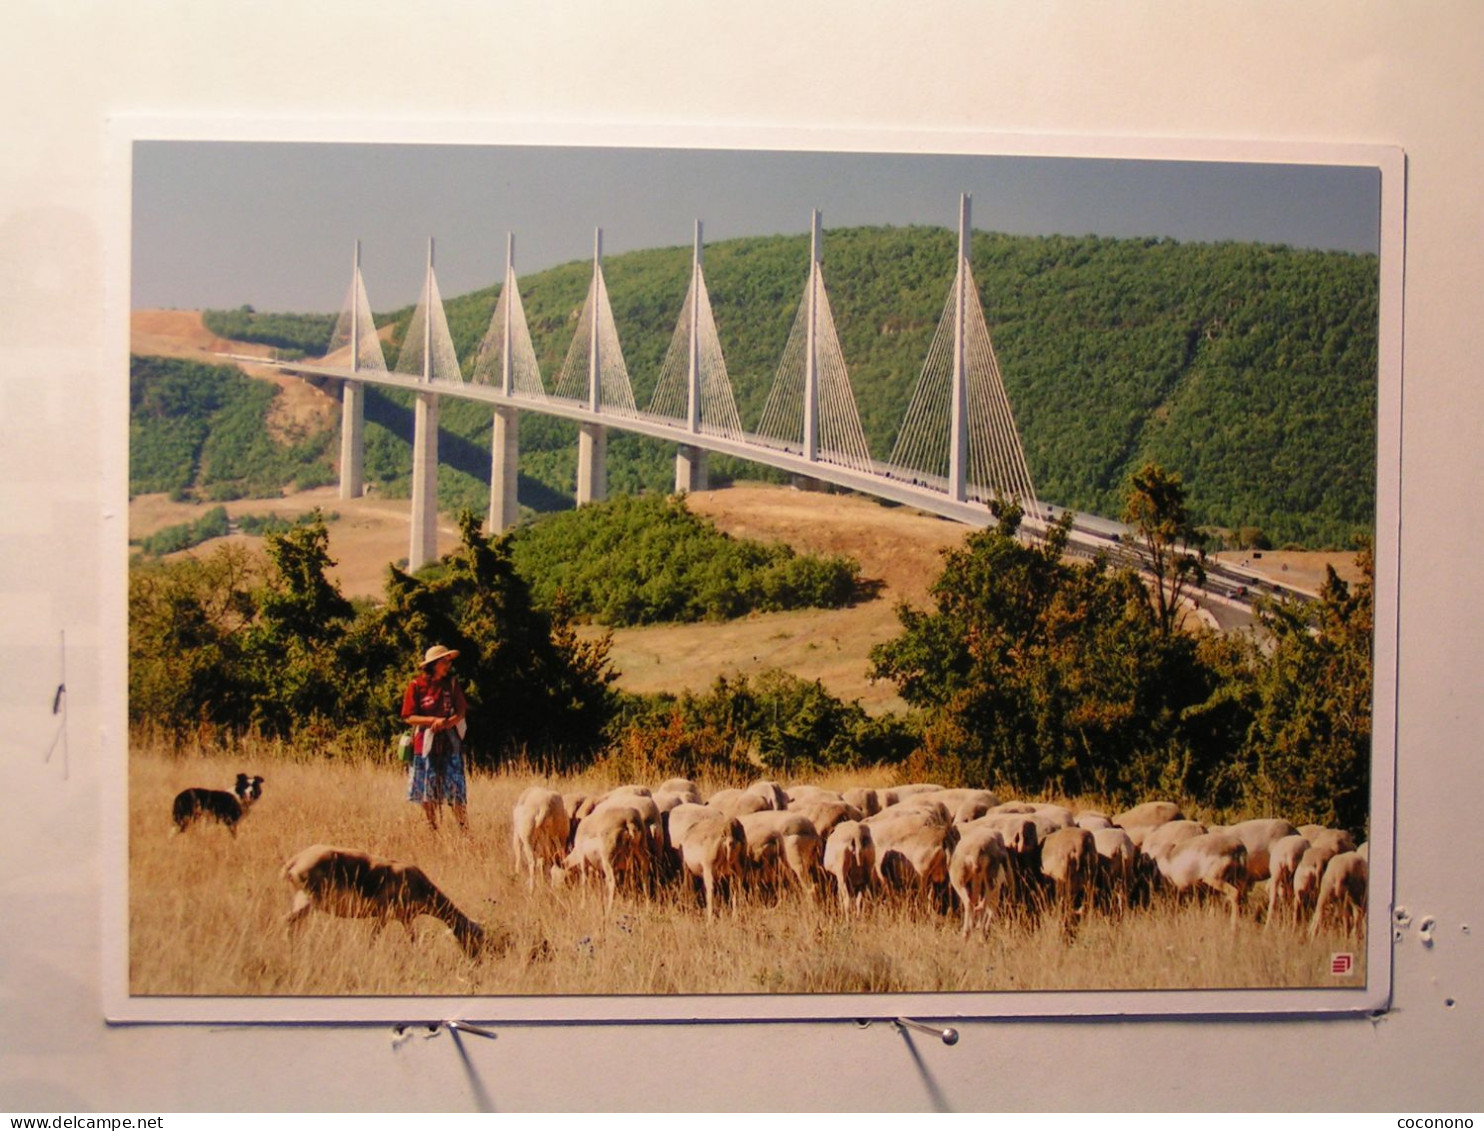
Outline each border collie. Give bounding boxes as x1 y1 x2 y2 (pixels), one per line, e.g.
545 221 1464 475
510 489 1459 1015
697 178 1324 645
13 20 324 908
171 773 264 835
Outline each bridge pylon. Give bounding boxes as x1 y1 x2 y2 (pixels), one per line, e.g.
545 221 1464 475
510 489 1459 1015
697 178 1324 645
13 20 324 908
327 240 386 500
473 233 544 532
404 238 459 571
888 194 1040 518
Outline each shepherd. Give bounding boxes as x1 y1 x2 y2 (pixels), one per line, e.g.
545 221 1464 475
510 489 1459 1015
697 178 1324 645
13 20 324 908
401 644 470 832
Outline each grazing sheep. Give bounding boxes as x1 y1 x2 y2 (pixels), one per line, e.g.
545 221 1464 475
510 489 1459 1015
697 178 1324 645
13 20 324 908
822 820 876 914
510 787 570 890
1091 827 1138 916
948 825 1010 935
738 811 824 898
841 787 885 817
709 788 771 821
1039 827 1097 917
675 812 746 922
1309 851 1368 938
1113 801 1186 849
1140 820 1208 864
1293 834 1355 918
962 813 1040 908
282 845 486 958
786 784 846 806
664 802 715 854
745 780 790 811
787 798 862 840
865 811 958 904
551 805 652 912
657 778 702 802
892 783 947 800
171 773 263 836
589 790 665 879
1075 811 1114 832
1265 834 1311 928
1115 800 1185 828
1154 832 1249 925
1216 818 1300 884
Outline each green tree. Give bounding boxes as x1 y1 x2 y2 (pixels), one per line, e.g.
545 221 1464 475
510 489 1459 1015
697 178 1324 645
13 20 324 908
1245 545 1374 831
1123 462 1206 636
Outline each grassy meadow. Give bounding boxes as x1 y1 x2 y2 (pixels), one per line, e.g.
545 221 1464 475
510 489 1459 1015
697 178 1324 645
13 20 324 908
129 739 1367 1000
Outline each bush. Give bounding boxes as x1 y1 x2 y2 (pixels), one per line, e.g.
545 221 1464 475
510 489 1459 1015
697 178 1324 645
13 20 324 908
508 493 861 626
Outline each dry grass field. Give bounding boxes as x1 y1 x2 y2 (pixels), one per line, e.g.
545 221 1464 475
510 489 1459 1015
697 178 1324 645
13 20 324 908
129 741 1367 1000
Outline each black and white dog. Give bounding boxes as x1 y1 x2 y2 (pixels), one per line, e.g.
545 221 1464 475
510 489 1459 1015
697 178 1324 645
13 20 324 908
172 773 264 835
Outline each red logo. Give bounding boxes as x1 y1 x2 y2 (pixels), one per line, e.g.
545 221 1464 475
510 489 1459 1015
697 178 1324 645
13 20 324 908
1330 953 1354 975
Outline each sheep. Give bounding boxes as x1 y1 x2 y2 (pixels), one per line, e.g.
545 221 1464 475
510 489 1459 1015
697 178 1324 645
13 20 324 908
822 820 876 914
510 787 570 890
865 810 958 906
588 790 665 879
1309 851 1368 938
919 788 1001 820
551 805 652 912
1140 819 1208 864
1292 830 1358 920
745 779 790 811
841 787 885 817
785 784 846 806
1264 834 1311 928
1215 817 1299 884
282 845 487 959
1115 800 1185 828
738 810 824 898
709 788 771 821
1075 811 1114 832
1091 827 1138 917
787 798 862 840
171 772 263 836
675 812 746 922
664 802 715 855
1039 827 1097 918
892 783 947 800
1113 801 1186 849
948 825 1010 935
657 778 702 802
1154 832 1249 925
962 813 1040 908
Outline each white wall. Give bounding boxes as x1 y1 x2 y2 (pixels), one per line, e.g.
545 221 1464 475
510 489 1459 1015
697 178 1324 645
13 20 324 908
2 1 1481 1111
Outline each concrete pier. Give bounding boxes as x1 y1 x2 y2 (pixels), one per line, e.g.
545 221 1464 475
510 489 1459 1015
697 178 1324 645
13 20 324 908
409 391 439 570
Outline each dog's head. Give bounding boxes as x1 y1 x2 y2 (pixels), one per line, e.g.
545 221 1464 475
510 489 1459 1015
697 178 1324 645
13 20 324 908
235 773 264 803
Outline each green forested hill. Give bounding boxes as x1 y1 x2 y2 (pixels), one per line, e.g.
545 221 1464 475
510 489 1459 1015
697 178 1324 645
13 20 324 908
179 227 1377 548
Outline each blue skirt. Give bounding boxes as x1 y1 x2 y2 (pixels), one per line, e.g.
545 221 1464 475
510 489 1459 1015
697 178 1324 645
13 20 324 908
407 732 467 805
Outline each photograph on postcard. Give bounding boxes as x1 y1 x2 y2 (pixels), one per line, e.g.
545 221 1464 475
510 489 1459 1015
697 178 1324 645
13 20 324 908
117 133 1398 1018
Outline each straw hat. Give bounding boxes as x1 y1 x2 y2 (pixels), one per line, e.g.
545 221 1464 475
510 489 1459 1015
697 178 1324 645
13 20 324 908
421 644 460 668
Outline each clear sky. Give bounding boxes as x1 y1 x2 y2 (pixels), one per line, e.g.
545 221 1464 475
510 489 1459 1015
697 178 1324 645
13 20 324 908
131 141 1382 314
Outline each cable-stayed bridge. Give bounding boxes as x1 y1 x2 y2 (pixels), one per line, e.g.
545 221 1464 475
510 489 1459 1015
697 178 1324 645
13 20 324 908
263 195 1058 572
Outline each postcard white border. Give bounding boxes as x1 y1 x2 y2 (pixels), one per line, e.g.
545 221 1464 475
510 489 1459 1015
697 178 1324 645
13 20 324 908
103 117 1403 1025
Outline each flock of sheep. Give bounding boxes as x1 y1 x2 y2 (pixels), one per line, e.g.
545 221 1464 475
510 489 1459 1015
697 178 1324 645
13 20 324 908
513 778 1369 944
177 772 1366 961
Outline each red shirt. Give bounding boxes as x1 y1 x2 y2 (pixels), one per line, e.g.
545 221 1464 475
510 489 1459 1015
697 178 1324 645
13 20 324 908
400 672 468 724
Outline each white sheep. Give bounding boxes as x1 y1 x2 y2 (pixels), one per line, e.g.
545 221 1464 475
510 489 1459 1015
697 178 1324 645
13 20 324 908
822 819 877 914
1308 851 1368 938
1264 834 1311 928
1039 826 1097 918
675 812 746 922
282 845 487 958
948 825 1010 935
1091 827 1137 917
1154 831 1249 926
865 810 958 903
551 805 652 912
738 810 824 898
510 786 570 890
